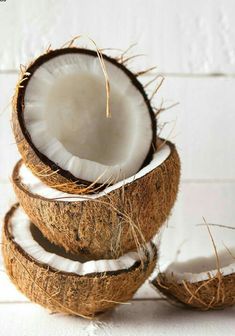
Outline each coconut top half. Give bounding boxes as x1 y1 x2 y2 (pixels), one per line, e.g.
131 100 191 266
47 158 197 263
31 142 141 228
14 48 156 190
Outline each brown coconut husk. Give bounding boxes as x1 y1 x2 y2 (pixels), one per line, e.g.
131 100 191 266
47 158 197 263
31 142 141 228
2 205 157 318
152 271 235 310
12 46 157 194
12 140 180 259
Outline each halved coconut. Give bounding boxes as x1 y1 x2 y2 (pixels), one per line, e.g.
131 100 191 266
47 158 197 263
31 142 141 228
12 140 180 259
152 250 235 310
13 47 156 193
2 205 157 318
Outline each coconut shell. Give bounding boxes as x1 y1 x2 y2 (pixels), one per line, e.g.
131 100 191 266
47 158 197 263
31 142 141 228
3 205 157 318
12 140 180 259
12 47 156 194
152 272 235 310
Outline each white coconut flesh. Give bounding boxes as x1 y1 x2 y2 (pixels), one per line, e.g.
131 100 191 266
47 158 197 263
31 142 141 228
10 207 155 275
162 249 235 284
19 143 170 201
23 52 154 184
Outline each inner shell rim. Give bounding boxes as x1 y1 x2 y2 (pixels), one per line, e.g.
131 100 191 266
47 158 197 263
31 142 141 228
16 142 171 202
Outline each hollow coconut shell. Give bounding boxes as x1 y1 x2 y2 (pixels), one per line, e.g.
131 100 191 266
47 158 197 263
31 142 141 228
12 47 156 194
12 140 180 259
152 271 235 310
2 205 157 318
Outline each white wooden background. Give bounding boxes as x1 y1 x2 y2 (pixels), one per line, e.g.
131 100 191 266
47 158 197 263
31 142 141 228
1 0 235 335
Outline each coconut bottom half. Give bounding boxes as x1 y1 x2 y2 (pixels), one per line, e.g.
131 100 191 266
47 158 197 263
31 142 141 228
3 205 157 318
152 252 235 310
12 140 180 259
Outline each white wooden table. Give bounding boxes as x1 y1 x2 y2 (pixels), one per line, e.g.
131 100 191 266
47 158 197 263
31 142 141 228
1 0 235 334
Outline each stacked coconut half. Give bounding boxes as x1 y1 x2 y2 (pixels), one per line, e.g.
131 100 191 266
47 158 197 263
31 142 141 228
3 46 180 317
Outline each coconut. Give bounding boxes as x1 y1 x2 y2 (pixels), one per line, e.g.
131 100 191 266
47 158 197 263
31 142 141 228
2 204 157 318
12 139 180 259
12 47 157 193
152 249 235 310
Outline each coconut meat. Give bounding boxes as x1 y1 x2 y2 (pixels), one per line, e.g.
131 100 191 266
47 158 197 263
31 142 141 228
23 52 153 184
19 142 170 201
10 207 154 275
163 250 235 284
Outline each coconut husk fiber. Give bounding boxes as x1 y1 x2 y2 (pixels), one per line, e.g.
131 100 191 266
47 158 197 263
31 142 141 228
2 205 157 318
152 272 235 311
12 140 180 259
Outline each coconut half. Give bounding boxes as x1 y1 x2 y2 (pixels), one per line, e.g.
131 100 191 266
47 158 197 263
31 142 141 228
152 250 235 310
3 205 157 318
12 140 180 259
13 47 156 193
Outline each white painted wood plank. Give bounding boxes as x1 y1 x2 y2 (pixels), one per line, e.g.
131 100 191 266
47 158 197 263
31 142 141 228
0 300 234 336
157 75 235 180
0 182 16 219
1 0 235 73
0 272 28 303
160 181 235 268
134 281 157 299
0 73 20 182
0 183 16 266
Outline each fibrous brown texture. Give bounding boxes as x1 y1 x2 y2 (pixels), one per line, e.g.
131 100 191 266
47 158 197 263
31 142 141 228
12 47 156 194
152 272 235 310
2 205 157 318
12 140 180 259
